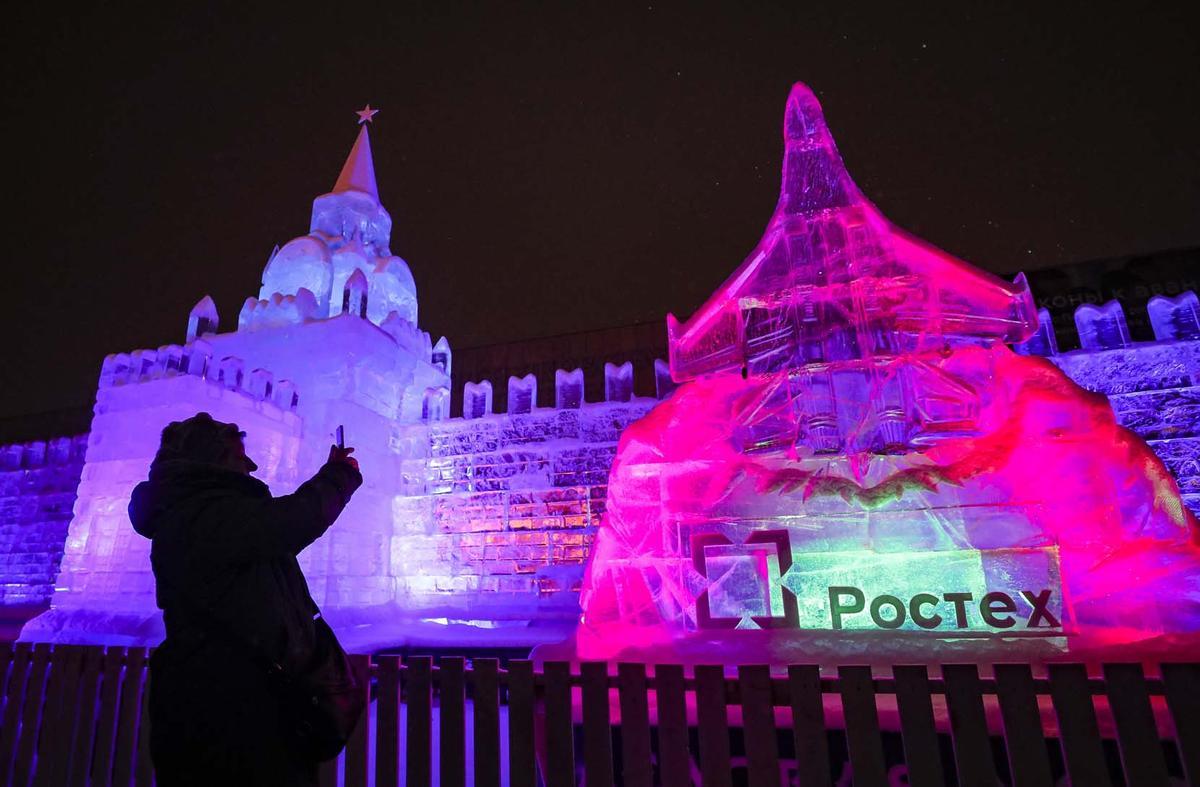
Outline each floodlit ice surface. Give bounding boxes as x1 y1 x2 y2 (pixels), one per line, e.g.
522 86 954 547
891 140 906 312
572 83 1200 665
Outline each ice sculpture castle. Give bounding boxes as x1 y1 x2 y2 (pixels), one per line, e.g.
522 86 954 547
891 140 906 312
3 91 1198 659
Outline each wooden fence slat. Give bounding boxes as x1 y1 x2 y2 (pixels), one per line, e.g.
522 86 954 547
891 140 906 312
892 665 945 787
0 643 33 781
439 656 466 787
37 644 85 787
506 659 537 787
13 643 52 787
343 654 372 787
581 662 614 787
694 665 732 787
654 664 691 787
405 656 433 787
51 646 87 786
1103 663 1169 787
373 656 400 787
0 643 11 784
111 648 147 787
31 644 64 787
134 666 154 787
30 645 64 787
90 646 127 787
471 659 501 787
0 644 12 707
1048 663 1112 787
993 663 1053 787
67 646 105 787
616 663 653 787
737 665 780 787
943 664 998 786
788 665 831 787
1162 663 1200 787
542 661 576 787
317 755 339 787
837 665 887 787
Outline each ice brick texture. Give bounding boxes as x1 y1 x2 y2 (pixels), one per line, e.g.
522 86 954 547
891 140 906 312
0 437 86 606
392 398 657 624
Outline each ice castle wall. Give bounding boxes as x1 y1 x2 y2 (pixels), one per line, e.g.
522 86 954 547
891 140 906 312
0 299 1196 643
390 392 658 624
0 436 87 606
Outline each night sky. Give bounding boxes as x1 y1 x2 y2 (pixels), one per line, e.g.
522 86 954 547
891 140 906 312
4 3 1198 419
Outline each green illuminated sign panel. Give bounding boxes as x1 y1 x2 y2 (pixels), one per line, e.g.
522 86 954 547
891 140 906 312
783 548 1065 634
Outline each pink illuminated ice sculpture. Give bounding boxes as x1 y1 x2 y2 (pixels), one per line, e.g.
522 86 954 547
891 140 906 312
573 83 1200 665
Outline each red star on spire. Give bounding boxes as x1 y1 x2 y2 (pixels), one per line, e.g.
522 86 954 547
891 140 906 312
355 104 379 125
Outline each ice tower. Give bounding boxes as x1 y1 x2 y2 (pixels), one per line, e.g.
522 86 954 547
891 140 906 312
259 119 420 328
575 84 1200 664
22 110 452 644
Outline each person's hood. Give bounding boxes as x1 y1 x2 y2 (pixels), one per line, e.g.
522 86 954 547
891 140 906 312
129 459 270 538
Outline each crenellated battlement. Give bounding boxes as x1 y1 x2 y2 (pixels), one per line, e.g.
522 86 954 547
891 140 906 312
1016 290 1200 357
0 435 88 472
97 341 300 412
1015 292 1200 400
436 357 678 423
238 289 321 332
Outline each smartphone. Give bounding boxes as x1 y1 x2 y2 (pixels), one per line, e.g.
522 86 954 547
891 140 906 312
335 425 345 449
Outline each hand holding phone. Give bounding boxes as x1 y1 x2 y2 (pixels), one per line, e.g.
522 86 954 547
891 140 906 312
329 425 358 471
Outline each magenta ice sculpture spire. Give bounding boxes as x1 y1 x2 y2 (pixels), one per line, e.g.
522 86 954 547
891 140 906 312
668 83 1038 456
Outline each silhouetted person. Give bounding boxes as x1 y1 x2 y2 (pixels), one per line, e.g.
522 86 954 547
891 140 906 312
130 412 362 786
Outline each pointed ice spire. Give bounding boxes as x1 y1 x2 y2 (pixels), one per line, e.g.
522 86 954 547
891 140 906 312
333 125 379 199
342 269 369 317
776 83 861 217
187 295 219 341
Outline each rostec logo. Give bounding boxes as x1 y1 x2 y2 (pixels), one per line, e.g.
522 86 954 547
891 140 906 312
690 530 1066 635
827 586 1062 631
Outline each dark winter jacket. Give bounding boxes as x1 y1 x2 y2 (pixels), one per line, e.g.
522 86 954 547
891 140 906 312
129 458 361 786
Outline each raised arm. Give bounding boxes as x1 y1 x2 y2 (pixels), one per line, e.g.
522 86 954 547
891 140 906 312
196 447 362 561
